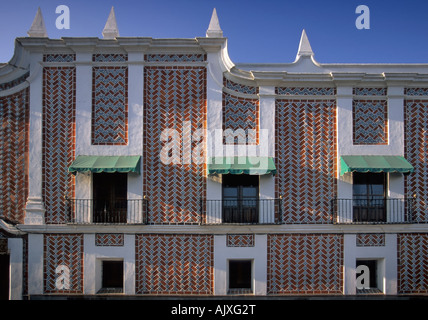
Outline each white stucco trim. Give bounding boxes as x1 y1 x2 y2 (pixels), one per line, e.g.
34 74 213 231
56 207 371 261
83 233 135 295
214 234 267 296
344 233 397 295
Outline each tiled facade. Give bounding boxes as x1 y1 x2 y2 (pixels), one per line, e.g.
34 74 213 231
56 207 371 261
275 99 337 224
143 65 206 224
267 234 343 295
0 11 427 300
135 234 213 294
42 66 76 224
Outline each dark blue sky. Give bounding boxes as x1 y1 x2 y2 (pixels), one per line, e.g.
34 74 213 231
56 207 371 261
1 0 428 64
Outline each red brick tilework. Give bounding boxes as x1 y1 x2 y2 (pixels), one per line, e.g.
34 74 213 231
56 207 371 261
267 234 343 295
43 67 76 224
92 53 127 62
95 233 124 246
92 66 128 145
0 89 29 224
226 234 255 247
404 100 428 223
43 54 76 63
143 66 206 224
224 78 258 95
0 72 29 91
397 233 428 294
135 234 213 294
223 92 259 144
276 87 336 96
356 233 385 247
353 99 388 145
44 234 83 294
275 99 337 224
145 54 206 62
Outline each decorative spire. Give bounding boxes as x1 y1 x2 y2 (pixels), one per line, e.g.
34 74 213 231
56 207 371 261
102 7 119 39
206 8 223 38
27 7 48 37
296 29 314 59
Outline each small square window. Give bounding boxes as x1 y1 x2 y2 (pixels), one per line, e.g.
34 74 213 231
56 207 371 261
228 260 252 294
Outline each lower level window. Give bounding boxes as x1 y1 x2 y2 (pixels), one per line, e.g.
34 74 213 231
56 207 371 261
228 260 252 294
99 260 123 293
356 259 381 294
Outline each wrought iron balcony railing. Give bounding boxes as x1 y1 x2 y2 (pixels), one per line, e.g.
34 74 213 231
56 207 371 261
201 199 283 225
66 198 148 224
330 198 420 224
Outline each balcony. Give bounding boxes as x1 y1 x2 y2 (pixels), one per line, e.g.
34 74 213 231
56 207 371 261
331 198 418 224
66 198 148 224
65 197 424 225
201 199 282 225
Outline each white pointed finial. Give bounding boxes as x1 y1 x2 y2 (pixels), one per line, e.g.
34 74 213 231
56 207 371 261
296 29 314 60
206 8 223 38
27 7 48 37
102 7 119 39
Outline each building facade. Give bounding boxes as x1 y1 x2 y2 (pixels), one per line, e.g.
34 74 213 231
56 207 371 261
0 8 428 299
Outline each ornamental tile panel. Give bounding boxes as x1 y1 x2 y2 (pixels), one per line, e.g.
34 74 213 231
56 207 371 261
353 87 387 96
42 67 76 224
353 99 388 145
0 89 29 224
143 66 206 224
404 100 428 223
275 99 337 224
397 233 428 294
145 54 206 62
267 234 343 294
223 92 259 144
44 234 83 294
135 234 213 294
92 66 128 145
276 87 336 96
95 233 124 246
226 234 255 247
356 233 385 247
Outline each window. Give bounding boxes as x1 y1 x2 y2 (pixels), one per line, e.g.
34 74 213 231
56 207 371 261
228 260 252 294
356 259 381 294
100 260 123 293
93 173 127 223
222 175 259 223
353 173 386 222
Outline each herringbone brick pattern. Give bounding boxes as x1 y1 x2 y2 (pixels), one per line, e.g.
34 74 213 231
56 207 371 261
224 78 258 95
226 234 255 247
43 54 75 63
135 234 213 294
44 234 83 294
397 233 428 294
143 66 206 224
276 87 336 96
0 89 29 223
353 99 388 145
145 54 206 62
275 100 337 224
92 66 128 145
267 234 343 295
95 233 124 246
404 100 428 222
356 233 385 247
223 92 259 144
43 67 76 224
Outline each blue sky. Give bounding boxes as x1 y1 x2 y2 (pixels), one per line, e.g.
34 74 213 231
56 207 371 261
1 0 428 64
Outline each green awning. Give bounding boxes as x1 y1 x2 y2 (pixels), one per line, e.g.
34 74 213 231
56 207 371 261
208 157 276 175
340 155 414 176
68 155 141 175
